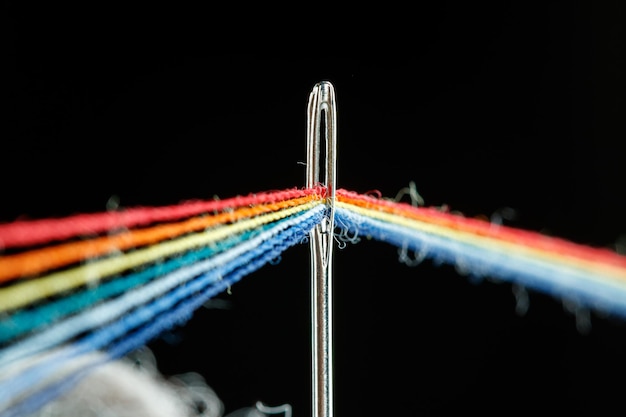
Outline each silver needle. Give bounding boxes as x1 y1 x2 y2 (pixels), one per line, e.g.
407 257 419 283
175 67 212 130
306 81 337 417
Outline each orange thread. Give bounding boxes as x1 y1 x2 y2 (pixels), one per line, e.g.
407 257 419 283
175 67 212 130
0 195 322 283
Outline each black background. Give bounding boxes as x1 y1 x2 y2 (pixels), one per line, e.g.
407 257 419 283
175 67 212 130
5 2 626 416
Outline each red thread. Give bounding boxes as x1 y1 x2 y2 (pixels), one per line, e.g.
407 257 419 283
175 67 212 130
0 187 325 249
363 189 383 199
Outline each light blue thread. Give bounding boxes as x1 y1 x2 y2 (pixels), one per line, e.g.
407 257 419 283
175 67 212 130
335 207 626 318
0 228 263 344
0 206 324 412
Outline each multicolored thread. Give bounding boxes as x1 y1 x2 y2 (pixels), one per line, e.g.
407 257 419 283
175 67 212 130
0 185 625 416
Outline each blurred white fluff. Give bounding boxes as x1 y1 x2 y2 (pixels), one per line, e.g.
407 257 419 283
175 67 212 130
31 347 223 417
31 348 289 417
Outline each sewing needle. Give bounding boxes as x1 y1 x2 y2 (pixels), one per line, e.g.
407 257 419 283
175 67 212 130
306 81 336 417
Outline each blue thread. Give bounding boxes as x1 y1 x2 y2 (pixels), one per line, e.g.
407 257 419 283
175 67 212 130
0 206 324 413
335 207 626 319
0 208 323 369
0 229 262 345
0 357 107 417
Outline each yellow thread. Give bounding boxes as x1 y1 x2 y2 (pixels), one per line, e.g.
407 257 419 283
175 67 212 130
0 201 322 312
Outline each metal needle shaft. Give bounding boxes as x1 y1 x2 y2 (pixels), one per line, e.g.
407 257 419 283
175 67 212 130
306 81 337 417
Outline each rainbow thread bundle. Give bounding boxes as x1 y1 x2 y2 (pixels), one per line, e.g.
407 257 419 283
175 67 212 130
1 186 626 415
